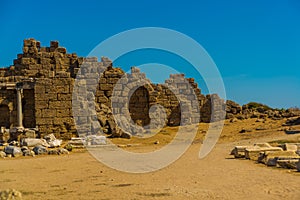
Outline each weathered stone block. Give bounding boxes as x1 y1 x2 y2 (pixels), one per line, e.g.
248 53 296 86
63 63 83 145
97 96 108 103
100 84 113 91
49 101 72 109
57 94 71 101
35 101 48 109
36 117 53 125
42 109 56 118
4 146 22 157
21 138 48 147
245 147 283 161
35 93 57 101
33 145 48 155
53 117 74 125
56 109 71 117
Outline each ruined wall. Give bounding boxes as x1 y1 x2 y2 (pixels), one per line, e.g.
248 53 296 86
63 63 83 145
34 78 75 139
201 94 226 123
0 39 78 138
0 38 225 139
0 88 36 129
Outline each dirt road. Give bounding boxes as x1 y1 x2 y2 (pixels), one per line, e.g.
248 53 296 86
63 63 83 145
1 119 299 199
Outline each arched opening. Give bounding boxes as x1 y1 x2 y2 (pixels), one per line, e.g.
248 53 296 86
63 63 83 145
129 86 150 126
0 105 10 128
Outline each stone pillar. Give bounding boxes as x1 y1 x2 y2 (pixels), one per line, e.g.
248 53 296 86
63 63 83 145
16 88 23 129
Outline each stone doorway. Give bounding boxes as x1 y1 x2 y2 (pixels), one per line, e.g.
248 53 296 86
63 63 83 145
23 89 36 128
129 86 150 126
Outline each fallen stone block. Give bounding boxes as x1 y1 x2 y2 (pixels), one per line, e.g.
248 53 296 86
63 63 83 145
230 146 251 158
48 149 59 155
266 157 278 166
69 137 85 145
281 143 300 152
9 141 19 146
21 138 49 147
285 144 298 152
57 148 69 155
4 146 22 157
230 143 274 159
67 138 86 149
24 129 36 138
23 149 35 157
258 151 299 166
48 139 62 148
86 135 106 146
245 147 283 161
44 133 56 142
277 159 299 169
21 146 29 152
33 145 48 155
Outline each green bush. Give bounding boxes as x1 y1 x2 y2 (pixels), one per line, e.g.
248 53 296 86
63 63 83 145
245 102 272 111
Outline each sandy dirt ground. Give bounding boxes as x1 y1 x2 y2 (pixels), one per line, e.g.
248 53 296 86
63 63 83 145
1 118 300 200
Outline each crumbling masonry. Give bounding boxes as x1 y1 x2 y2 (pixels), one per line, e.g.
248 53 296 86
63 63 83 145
0 39 226 140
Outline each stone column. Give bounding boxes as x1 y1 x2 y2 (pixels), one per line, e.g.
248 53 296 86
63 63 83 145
16 88 23 129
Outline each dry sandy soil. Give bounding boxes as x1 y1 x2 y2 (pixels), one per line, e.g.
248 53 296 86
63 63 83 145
1 118 300 200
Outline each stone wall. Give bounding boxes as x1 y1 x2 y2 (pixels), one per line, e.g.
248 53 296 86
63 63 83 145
34 78 75 139
0 38 226 139
201 94 226 123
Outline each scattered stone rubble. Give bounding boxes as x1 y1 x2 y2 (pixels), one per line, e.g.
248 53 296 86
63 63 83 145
66 135 107 150
0 133 70 158
226 101 300 120
230 142 300 171
0 189 22 200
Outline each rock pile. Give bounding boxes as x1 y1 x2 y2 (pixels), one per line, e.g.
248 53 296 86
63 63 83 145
226 100 242 119
226 101 300 120
0 133 69 158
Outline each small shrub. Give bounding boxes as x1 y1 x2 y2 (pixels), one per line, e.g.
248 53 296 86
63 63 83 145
245 102 272 111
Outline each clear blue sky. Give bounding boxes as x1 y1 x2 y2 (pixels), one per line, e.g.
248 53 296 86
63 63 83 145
0 0 299 108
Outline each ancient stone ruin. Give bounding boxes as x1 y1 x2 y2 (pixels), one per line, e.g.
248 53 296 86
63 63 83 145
230 142 300 171
0 38 226 142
